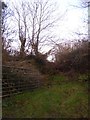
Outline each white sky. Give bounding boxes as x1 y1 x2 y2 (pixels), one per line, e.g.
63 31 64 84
53 0 88 39
3 0 88 40
3 0 88 57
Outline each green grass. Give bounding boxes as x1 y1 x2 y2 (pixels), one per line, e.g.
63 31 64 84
47 74 68 85
2 75 88 118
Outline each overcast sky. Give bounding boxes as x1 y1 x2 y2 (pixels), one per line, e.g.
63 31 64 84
3 0 88 41
2 0 88 56
2 0 89 61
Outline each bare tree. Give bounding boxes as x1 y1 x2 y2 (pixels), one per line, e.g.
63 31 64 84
1 1 15 51
11 0 63 57
1 2 7 47
13 2 27 57
80 0 89 8
70 0 88 40
27 0 62 56
1 2 11 62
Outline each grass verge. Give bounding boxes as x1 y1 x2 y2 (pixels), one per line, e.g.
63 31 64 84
3 75 88 118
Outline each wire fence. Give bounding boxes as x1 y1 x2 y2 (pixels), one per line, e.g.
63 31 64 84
2 65 44 98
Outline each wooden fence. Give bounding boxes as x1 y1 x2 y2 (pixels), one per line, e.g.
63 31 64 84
2 65 44 97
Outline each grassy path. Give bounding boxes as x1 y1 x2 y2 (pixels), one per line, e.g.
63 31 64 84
3 80 88 118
